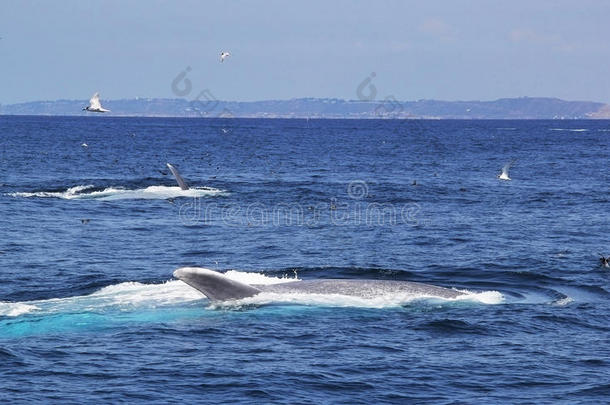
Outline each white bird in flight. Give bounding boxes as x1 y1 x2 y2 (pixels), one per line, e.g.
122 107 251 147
83 92 110 113
220 51 231 63
498 160 515 181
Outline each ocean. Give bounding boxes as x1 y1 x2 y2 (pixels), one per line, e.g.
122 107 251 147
0 116 609 403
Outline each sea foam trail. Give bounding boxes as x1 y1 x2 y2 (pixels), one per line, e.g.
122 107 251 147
0 271 502 318
0 302 40 317
8 185 226 200
0 280 203 318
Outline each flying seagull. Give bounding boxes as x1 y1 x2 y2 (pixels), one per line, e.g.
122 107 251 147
498 160 515 181
83 92 110 113
220 51 231 63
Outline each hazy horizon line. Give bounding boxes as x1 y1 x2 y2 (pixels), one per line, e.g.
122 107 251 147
3 95 608 106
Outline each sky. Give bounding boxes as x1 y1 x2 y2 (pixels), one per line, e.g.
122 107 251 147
1 0 610 104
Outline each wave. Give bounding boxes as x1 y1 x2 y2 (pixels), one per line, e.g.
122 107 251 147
8 184 226 200
549 128 588 132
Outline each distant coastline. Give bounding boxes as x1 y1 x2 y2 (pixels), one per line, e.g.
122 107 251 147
1 97 609 119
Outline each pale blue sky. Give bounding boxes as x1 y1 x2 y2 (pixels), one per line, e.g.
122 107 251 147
1 0 609 104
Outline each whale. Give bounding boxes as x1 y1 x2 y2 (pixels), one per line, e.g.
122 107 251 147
173 267 465 302
166 163 189 190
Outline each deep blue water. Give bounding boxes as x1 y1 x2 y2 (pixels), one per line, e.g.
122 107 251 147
1 116 609 403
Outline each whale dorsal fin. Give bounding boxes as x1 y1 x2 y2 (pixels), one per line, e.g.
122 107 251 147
173 267 261 301
166 163 189 190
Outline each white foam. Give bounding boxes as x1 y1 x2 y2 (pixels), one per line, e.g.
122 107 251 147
224 270 300 285
88 280 205 305
9 185 226 200
9 184 96 199
452 289 504 305
0 280 204 318
549 128 588 132
553 296 574 307
0 302 40 317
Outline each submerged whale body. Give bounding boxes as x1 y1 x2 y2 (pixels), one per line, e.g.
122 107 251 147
173 267 465 302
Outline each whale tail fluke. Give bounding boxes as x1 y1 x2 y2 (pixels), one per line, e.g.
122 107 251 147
166 163 189 190
173 267 261 301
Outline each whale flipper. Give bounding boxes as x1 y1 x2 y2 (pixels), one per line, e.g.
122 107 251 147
173 267 261 301
166 163 189 190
